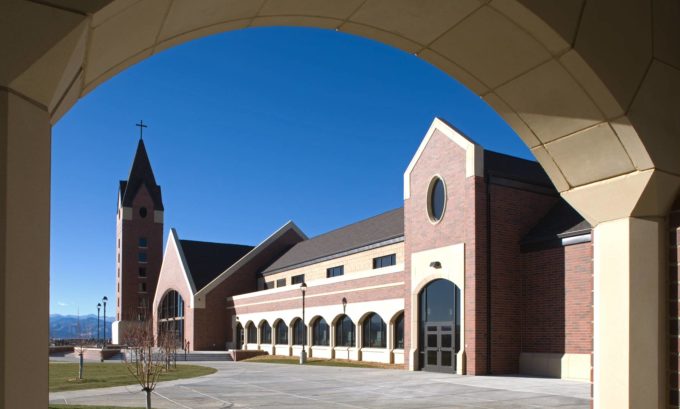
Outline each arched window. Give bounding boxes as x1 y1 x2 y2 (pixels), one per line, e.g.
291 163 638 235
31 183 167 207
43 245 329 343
247 322 257 344
335 315 355 347
394 312 405 349
157 290 184 347
292 318 306 345
260 321 271 344
362 313 386 348
275 320 288 345
312 318 329 346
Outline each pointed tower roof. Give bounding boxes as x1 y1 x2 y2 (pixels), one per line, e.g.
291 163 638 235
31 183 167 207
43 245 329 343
119 139 164 210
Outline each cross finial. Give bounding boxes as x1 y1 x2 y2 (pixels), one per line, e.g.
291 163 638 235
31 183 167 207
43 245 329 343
136 120 148 140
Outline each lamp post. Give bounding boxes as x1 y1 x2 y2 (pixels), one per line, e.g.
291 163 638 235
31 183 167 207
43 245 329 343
97 302 101 346
102 296 108 346
300 282 307 364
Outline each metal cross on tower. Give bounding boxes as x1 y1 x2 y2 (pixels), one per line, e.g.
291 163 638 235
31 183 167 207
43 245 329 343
136 120 148 140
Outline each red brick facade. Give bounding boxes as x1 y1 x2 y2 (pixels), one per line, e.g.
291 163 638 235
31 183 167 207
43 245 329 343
116 185 163 324
521 242 593 355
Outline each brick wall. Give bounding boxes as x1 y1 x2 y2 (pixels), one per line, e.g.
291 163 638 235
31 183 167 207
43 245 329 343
117 184 162 323
521 242 593 355
487 183 557 374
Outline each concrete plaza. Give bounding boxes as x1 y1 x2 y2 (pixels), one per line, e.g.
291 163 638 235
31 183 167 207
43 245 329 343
50 361 591 408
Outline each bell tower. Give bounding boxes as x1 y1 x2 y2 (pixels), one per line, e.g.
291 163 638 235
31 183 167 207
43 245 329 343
112 138 164 344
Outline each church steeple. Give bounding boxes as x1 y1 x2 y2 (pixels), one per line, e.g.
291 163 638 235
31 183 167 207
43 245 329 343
119 139 164 210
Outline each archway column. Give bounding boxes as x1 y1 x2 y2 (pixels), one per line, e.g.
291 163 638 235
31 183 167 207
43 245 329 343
593 217 665 408
0 89 51 409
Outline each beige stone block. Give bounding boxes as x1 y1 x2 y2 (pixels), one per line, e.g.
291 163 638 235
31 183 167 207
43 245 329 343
83 49 153 97
517 0 584 47
158 0 264 41
86 0 171 84
495 60 603 144
530 146 569 192
251 16 342 30
9 19 88 109
482 93 539 148
0 1 84 87
430 6 550 88
609 116 653 171
50 70 83 124
258 0 363 19
559 50 624 120
653 0 680 69
490 0 570 55
574 0 652 110
155 20 250 55
418 49 487 95
350 0 480 45
561 169 680 225
92 0 140 27
628 61 680 176
545 122 634 187
339 23 421 54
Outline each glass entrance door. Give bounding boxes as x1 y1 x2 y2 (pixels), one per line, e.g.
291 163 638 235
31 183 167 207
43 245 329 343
423 321 456 373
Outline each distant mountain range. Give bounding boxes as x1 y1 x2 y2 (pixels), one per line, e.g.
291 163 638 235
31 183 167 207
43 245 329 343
50 314 115 340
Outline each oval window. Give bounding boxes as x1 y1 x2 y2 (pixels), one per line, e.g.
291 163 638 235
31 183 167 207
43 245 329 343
428 177 446 222
139 207 148 218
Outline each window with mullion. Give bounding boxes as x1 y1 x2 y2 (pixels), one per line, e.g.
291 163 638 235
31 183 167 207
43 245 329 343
260 321 271 344
362 313 387 348
326 265 344 278
312 318 329 346
335 315 355 347
247 323 257 344
394 312 404 349
276 321 288 344
292 319 307 345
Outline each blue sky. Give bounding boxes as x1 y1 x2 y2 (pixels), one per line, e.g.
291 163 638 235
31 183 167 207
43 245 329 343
50 27 531 316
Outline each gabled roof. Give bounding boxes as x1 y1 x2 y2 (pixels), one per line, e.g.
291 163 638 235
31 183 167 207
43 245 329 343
119 139 164 210
484 150 554 188
262 208 404 275
522 199 592 247
179 240 254 292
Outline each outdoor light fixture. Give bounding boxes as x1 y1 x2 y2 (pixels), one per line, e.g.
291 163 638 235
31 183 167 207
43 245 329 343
342 297 347 314
102 296 108 346
97 302 102 346
300 282 307 365
430 261 442 269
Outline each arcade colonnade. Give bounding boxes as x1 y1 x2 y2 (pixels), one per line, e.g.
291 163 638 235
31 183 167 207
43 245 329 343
2 1 679 408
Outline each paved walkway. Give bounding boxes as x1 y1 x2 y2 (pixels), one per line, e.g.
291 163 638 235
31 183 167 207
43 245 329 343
50 361 591 408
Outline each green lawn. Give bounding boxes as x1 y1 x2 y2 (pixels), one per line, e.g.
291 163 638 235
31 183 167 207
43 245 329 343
242 355 402 369
49 362 216 392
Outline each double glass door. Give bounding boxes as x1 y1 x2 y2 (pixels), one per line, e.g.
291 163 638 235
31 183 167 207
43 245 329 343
423 321 456 373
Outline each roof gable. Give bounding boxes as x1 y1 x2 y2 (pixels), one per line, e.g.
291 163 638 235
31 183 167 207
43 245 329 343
179 240 254 291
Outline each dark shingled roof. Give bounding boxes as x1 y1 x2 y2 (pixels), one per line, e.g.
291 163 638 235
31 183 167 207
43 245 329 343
180 240 254 291
484 150 554 188
522 199 591 246
262 208 404 274
119 139 164 210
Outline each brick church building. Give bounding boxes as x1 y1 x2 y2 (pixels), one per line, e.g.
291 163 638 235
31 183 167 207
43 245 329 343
113 118 593 380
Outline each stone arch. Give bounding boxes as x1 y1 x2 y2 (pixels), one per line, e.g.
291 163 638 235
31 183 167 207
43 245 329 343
4 2 680 408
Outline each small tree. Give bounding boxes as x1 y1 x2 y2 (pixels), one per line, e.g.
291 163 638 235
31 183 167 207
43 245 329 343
123 319 165 409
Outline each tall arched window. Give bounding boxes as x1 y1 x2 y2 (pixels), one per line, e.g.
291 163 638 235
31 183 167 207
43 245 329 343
157 290 184 347
394 312 404 349
275 320 288 345
260 321 271 344
292 318 306 345
362 313 386 348
335 315 355 347
312 318 329 346
247 322 257 344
